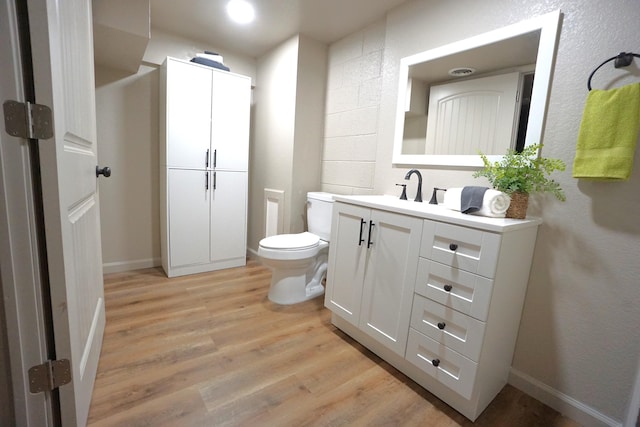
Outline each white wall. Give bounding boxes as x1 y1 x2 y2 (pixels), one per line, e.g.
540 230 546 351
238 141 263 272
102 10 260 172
249 36 298 253
324 0 640 424
291 36 327 232
143 29 257 83
248 35 328 252
96 65 160 272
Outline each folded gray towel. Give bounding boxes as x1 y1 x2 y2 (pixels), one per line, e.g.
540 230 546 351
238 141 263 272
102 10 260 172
461 186 489 213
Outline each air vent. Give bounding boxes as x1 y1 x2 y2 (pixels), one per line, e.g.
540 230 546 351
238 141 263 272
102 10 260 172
448 67 476 77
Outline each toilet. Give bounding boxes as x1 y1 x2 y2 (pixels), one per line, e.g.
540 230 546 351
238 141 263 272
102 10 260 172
258 192 335 305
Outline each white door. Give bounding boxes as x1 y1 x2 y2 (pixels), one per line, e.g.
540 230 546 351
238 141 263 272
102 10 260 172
28 0 106 425
360 210 422 356
165 58 213 169
324 202 370 326
210 170 247 263
211 70 251 171
425 72 521 155
168 168 210 269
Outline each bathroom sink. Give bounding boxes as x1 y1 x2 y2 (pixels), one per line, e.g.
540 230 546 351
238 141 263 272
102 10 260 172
332 194 541 232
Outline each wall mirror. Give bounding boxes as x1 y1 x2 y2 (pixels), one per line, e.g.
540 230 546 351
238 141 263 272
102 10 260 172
392 10 561 167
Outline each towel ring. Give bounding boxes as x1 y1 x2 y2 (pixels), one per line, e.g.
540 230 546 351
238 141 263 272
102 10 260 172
587 52 640 91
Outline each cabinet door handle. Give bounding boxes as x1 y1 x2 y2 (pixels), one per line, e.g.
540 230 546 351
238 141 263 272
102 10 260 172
358 219 366 246
432 358 440 367
213 149 217 168
206 149 210 168
367 221 375 248
213 171 217 190
449 243 458 251
444 284 453 292
205 171 209 190
437 322 446 330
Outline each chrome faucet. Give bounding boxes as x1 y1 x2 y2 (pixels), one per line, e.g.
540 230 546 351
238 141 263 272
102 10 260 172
404 169 423 202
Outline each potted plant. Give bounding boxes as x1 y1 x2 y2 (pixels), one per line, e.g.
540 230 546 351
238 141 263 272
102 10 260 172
473 144 566 219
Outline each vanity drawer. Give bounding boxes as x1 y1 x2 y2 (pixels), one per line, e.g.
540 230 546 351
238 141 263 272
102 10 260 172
420 221 501 278
406 328 477 400
410 294 485 361
415 258 493 321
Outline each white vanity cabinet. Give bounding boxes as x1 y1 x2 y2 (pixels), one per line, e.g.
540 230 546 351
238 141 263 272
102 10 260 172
160 57 251 277
325 195 540 420
325 202 422 356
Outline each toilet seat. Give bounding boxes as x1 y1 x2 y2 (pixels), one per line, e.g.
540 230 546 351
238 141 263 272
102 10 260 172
258 232 327 261
260 232 319 251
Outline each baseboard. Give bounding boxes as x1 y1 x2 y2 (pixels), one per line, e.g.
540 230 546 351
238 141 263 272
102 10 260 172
103 258 161 274
246 247 260 260
509 368 622 427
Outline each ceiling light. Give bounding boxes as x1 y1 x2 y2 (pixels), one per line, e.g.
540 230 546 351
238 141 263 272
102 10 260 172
227 0 255 24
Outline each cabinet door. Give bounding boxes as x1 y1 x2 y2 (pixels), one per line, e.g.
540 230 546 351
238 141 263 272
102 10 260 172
211 70 251 171
166 59 212 168
168 169 210 268
360 210 422 356
210 170 247 263
325 202 370 326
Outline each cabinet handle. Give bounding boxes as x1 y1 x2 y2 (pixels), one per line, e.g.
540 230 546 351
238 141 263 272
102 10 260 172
206 149 210 168
205 171 209 190
443 284 453 292
213 149 217 168
367 221 375 248
432 358 440 367
213 171 217 190
437 322 446 330
358 219 366 246
449 243 458 251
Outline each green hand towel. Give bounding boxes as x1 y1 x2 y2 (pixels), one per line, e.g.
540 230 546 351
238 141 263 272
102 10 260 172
572 82 640 180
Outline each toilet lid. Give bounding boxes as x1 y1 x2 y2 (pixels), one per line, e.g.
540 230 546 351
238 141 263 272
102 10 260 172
260 232 320 250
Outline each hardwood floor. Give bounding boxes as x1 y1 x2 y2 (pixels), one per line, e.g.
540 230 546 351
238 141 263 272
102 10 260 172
87 260 581 426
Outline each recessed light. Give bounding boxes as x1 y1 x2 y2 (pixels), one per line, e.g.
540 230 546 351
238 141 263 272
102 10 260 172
227 0 255 24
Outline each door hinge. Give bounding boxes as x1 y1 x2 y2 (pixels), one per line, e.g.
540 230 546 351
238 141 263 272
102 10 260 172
28 359 71 393
3 100 54 140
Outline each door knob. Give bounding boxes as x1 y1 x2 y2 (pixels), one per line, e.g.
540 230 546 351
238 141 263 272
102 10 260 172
96 166 111 178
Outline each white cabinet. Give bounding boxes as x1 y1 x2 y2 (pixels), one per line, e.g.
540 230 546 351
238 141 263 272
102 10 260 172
167 169 210 268
325 202 422 356
325 195 540 421
160 57 250 277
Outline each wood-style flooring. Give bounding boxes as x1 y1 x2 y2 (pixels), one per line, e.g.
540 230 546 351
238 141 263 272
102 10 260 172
87 260 581 426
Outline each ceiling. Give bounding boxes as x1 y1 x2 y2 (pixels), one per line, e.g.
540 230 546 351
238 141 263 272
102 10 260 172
150 0 409 58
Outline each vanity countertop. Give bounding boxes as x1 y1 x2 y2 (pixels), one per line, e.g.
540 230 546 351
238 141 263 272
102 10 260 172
333 195 541 233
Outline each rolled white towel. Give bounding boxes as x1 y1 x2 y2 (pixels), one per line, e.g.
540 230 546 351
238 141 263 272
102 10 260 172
442 187 463 211
443 187 511 218
474 189 510 217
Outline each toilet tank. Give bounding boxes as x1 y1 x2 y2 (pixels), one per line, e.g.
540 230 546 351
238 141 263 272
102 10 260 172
307 192 335 241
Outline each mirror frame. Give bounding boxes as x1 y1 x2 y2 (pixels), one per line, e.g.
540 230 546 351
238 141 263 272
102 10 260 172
392 10 562 167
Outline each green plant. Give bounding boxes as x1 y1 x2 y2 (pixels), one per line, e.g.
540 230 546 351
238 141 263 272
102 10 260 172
473 144 566 201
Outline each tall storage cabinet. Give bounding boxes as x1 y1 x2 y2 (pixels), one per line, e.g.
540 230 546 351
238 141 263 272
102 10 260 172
160 57 251 277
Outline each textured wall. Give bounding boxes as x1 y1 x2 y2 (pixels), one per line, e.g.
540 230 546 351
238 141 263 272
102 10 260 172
321 20 386 195
324 0 640 423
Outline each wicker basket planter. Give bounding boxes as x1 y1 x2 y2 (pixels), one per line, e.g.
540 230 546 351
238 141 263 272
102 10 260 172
505 191 529 219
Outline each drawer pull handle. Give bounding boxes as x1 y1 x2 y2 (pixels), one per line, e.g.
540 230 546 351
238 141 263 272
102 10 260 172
443 284 453 292
437 322 446 330
432 358 440 367
358 219 366 246
449 243 458 251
